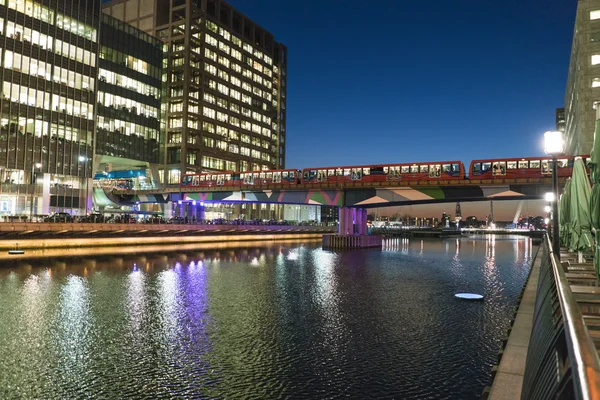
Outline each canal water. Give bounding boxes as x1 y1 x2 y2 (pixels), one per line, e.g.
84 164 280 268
0 235 534 399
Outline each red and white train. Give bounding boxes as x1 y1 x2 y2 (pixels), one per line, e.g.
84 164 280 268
180 155 589 189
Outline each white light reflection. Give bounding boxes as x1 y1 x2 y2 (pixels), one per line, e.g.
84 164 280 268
311 248 344 355
126 268 147 341
157 269 180 343
286 249 299 260
57 275 91 383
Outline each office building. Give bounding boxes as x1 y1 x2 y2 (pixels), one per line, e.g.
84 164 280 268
0 0 165 218
0 0 99 217
556 107 565 133
96 13 163 192
564 0 600 155
103 0 288 185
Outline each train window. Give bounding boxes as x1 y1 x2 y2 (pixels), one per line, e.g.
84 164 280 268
452 164 460 172
402 166 410 173
492 162 506 176
482 162 491 171
343 168 351 176
383 167 389 173
266 172 273 179
541 160 551 174
472 163 481 173
363 168 370 175
328 169 335 176
442 164 451 172
273 172 281 183
530 160 540 169
282 172 288 178
429 165 441 178
557 159 568 168
507 161 517 169
259 172 266 179
420 165 429 172
518 160 528 169
408 165 417 173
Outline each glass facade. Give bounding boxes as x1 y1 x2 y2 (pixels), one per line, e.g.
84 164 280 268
0 0 99 217
96 14 163 178
104 0 287 185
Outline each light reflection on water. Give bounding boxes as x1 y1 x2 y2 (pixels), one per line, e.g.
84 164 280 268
0 236 533 399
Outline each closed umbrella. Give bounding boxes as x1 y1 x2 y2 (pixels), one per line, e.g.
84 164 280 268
589 118 600 277
559 178 572 249
569 157 594 258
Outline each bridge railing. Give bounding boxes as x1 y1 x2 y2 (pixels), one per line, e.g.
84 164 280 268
521 233 600 400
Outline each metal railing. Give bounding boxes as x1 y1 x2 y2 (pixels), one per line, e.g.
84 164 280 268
521 234 600 400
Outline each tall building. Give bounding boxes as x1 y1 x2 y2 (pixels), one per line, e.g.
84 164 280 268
103 0 287 185
0 0 100 217
96 13 164 192
556 107 565 133
564 0 600 155
0 0 165 218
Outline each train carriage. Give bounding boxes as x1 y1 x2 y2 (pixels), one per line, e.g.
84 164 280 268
301 161 465 184
181 169 300 189
469 155 590 180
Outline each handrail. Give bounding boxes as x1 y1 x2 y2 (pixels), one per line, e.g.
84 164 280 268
546 234 600 400
521 233 600 400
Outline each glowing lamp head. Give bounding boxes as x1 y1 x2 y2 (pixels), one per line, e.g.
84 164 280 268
544 205 551 213
545 192 555 202
544 131 565 156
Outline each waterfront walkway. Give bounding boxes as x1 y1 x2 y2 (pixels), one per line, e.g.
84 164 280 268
488 247 600 399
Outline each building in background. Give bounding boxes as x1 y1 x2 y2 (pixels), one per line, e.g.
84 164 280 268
556 107 565 133
0 0 99 218
103 0 287 185
564 0 600 155
95 13 164 203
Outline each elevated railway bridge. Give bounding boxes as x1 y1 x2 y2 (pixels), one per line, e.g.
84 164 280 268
104 176 567 235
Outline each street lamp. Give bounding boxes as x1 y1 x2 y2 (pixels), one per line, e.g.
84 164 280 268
30 162 42 221
79 156 89 215
544 130 565 257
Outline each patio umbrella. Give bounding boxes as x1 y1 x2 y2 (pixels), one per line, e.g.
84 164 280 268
559 178 572 248
589 119 600 277
569 157 594 256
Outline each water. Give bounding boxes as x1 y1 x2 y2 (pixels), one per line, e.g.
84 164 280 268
0 235 533 399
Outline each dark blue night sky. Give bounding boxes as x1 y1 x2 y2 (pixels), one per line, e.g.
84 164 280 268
225 0 576 169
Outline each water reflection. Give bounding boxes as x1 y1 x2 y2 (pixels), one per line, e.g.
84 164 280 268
0 238 533 399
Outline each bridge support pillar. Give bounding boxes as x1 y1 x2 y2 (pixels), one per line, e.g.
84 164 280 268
326 207 380 249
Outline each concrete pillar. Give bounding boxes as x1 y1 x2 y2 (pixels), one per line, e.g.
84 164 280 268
345 208 354 235
356 208 368 235
164 202 173 219
338 207 346 235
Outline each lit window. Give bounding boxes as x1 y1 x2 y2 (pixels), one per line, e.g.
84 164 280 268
593 78 600 88
592 55 600 65
592 10 600 20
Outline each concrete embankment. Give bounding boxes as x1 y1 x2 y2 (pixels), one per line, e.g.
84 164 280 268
0 232 327 251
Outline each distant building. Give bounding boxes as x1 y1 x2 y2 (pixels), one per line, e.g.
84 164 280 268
556 108 565 133
564 0 600 154
102 0 288 185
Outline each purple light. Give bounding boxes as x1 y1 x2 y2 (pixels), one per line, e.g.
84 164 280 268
178 200 182 205
192 200 196 206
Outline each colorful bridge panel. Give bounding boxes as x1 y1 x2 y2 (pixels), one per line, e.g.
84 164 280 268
242 189 344 206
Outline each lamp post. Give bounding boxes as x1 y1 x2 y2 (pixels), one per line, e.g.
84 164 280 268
79 156 89 215
30 162 42 221
544 131 565 258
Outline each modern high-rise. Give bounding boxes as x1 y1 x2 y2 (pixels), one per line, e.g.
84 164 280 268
102 0 287 185
96 13 164 191
564 0 600 155
0 0 99 217
0 0 165 218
